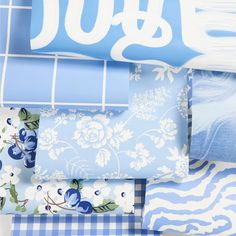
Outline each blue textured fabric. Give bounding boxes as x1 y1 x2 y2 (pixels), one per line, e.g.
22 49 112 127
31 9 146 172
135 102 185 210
35 64 189 179
190 70 236 162
30 0 236 72
0 0 129 110
12 180 160 236
143 160 236 235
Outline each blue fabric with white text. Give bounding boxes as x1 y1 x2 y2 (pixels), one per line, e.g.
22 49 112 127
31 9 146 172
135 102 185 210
31 0 236 72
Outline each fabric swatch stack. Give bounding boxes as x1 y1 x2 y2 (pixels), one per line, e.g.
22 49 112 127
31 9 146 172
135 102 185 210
0 0 236 235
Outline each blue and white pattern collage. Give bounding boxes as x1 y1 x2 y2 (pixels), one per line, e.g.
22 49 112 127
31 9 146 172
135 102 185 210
1 0 236 235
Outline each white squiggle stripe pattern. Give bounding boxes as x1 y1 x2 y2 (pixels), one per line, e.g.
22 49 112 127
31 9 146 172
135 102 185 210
143 160 236 235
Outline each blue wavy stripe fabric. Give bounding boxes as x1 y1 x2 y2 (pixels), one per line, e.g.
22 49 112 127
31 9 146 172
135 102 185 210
12 180 161 236
35 64 189 179
0 107 134 215
190 70 236 162
30 0 236 72
0 0 129 110
143 160 236 235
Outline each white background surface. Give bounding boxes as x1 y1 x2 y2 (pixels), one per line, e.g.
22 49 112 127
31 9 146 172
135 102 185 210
0 216 11 236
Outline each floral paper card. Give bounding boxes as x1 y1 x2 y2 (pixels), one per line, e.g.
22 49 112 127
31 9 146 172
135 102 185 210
0 107 134 215
31 0 236 72
143 160 236 235
190 70 236 162
36 64 189 179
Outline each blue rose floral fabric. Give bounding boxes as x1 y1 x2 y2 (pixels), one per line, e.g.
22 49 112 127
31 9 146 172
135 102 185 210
35 64 189 179
0 107 134 215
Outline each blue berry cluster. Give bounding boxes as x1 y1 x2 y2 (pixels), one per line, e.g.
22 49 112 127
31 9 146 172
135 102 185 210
8 128 37 168
64 188 93 214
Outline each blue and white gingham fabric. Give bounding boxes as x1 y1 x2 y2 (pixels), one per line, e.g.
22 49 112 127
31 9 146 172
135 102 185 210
0 0 129 110
12 180 160 236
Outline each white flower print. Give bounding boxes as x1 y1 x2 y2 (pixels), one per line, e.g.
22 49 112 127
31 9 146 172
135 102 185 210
25 176 46 201
130 64 142 81
0 109 20 150
0 187 6 198
95 148 111 167
114 183 134 213
177 86 189 119
38 203 59 215
127 143 155 171
100 172 132 179
149 135 165 149
153 66 181 83
54 112 77 126
156 165 172 175
25 175 68 203
159 118 177 141
81 180 111 206
40 109 58 117
130 87 169 120
0 129 12 150
48 147 67 160
25 183 47 202
109 122 133 149
39 128 58 150
51 170 66 180
1 165 21 184
73 114 112 149
171 144 189 178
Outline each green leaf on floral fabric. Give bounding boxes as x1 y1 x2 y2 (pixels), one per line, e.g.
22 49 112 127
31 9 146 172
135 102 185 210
33 208 39 215
9 183 18 203
1 127 6 133
15 205 21 212
24 114 40 130
9 196 15 203
15 205 26 212
70 179 83 191
93 199 118 213
0 197 6 210
18 108 31 121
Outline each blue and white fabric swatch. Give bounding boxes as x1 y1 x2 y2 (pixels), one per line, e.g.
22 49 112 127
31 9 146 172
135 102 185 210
143 160 236 235
36 64 189 179
31 0 236 72
0 107 134 215
0 1 129 110
12 180 160 236
190 70 236 162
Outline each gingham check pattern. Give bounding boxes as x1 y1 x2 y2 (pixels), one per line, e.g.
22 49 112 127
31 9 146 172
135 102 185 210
0 0 128 111
12 180 161 236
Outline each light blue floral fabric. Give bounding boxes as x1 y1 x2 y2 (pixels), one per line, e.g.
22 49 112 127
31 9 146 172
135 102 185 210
190 70 236 162
0 1 129 110
36 64 189 179
143 160 236 235
0 107 134 215
31 0 236 72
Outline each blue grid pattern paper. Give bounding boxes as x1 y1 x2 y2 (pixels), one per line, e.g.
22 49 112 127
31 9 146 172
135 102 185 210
189 70 236 163
0 0 129 110
31 0 236 72
143 160 236 235
0 107 135 215
35 64 189 179
12 180 161 236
